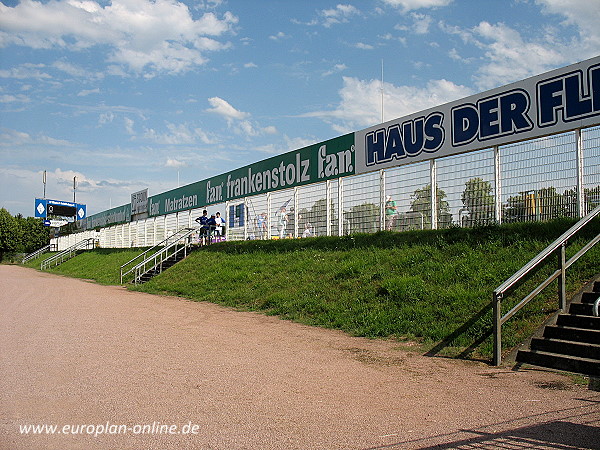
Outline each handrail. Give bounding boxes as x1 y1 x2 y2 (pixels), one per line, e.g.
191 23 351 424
40 238 96 270
119 227 197 283
492 205 600 365
123 227 198 284
22 244 52 264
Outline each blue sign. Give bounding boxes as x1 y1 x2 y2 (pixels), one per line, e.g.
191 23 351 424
76 204 87 220
35 198 47 218
43 220 51 226
34 198 87 220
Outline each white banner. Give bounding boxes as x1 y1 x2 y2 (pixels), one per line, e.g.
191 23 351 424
355 55 600 174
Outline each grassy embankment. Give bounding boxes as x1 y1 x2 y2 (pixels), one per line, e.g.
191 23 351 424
23 218 600 361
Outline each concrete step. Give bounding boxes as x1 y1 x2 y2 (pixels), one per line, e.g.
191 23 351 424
543 325 600 344
556 313 600 330
516 349 600 376
569 302 596 316
529 337 600 360
582 292 600 304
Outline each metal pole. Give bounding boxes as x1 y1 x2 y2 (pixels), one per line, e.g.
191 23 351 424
326 180 332 237
380 169 385 231
493 292 502 366
430 160 437 229
575 128 585 217
338 177 344 236
494 146 502 224
558 243 566 311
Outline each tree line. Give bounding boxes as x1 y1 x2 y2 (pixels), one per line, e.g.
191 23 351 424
0 208 50 261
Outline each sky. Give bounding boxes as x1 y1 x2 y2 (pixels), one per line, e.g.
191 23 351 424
1 0 599 217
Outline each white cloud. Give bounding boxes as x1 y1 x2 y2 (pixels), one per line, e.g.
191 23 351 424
536 0 600 55
269 31 288 41
439 1 600 91
381 0 452 13
165 158 187 168
471 21 566 90
78 88 100 97
302 76 472 133
124 117 135 136
206 97 249 120
411 13 432 34
0 128 73 147
0 0 238 76
0 63 51 80
355 42 374 50
320 4 361 27
142 122 215 145
322 63 348 77
205 97 277 139
0 94 30 103
98 111 114 124
52 60 103 80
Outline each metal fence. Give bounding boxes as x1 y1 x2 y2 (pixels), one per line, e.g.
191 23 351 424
52 126 600 251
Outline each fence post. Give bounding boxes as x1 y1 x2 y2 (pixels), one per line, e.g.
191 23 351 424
380 169 385 231
494 145 502 224
575 128 585 217
558 243 567 311
430 160 437 229
493 292 502 366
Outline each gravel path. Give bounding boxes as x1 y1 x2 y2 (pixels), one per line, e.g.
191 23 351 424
1 265 598 449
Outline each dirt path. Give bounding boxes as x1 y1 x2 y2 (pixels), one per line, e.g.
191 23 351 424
0 265 598 450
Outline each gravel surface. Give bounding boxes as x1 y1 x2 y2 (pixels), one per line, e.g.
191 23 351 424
1 265 598 450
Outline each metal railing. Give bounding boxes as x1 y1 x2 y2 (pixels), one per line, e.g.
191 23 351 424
22 243 56 264
119 227 199 283
40 238 97 270
492 205 600 365
124 227 199 284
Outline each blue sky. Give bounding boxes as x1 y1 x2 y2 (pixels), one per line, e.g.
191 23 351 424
1 0 599 217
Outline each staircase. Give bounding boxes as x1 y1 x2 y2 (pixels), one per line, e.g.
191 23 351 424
135 247 192 283
516 281 600 376
40 238 96 270
121 227 198 284
22 243 57 264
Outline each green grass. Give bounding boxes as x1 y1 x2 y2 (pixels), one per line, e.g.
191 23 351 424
21 218 600 361
24 247 150 285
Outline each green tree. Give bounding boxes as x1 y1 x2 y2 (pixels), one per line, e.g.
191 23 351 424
408 184 452 229
298 198 336 237
461 177 495 226
21 216 50 252
0 208 19 258
344 203 379 234
0 208 50 260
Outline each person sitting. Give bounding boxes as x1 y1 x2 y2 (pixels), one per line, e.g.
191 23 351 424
207 214 217 241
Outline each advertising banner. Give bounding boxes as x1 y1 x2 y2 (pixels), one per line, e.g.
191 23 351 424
131 189 148 215
354 55 600 174
148 133 355 217
81 203 131 229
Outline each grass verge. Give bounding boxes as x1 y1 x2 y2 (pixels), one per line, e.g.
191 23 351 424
21 218 600 361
